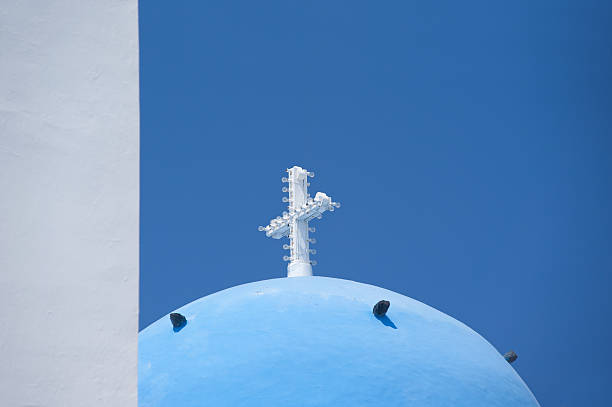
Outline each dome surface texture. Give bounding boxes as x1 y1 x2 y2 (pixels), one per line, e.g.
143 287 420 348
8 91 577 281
139 277 539 406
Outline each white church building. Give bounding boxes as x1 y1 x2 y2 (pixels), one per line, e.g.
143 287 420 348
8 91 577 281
1 1 139 405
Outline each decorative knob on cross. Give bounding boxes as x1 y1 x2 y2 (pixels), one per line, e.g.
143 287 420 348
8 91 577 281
258 166 340 277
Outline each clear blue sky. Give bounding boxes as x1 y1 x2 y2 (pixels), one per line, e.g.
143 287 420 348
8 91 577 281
139 2 611 406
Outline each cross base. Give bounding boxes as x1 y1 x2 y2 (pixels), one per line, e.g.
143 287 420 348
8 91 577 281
287 261 313 277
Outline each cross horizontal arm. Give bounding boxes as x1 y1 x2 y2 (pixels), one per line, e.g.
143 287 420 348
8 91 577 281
258 192 339 239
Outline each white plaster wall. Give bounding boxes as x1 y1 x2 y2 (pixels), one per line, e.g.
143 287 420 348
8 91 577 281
0 1 139 406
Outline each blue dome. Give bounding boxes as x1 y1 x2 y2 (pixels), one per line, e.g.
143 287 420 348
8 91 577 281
139 277 539 406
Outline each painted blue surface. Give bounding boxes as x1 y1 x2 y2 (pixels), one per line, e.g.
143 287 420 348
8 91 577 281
139 277 539 406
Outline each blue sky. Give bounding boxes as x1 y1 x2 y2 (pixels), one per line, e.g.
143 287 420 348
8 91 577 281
139 2 611 406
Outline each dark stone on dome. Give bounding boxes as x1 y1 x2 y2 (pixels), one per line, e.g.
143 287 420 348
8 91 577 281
170 313 187 331
504 351 518 364
373 300 390 317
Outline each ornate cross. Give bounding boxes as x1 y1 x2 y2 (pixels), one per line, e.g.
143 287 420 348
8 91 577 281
259 166 340 277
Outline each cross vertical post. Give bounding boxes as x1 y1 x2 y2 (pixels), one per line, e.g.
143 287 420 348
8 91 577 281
287 166 313 277
259 166 340 277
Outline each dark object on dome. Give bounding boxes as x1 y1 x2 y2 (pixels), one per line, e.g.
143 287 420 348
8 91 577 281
504 351 518 364
170 313 187 331
373 300 390 317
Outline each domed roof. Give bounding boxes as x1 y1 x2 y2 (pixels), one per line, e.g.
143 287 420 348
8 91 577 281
139 277 539 406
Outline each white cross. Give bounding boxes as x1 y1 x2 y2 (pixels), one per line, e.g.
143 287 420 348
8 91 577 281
259 166 340 277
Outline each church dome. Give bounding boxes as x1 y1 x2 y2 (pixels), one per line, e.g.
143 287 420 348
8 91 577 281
139 277 539 406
